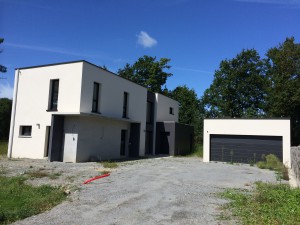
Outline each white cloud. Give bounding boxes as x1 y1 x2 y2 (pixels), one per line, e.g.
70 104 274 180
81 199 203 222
235 0 300 5
137 31 157 48
0 82 14 99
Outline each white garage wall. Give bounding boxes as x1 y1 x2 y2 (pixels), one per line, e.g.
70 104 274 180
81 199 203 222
203 119 291 167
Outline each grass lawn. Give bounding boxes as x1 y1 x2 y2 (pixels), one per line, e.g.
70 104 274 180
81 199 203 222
0 141 8 156
219 182 300 225
0 176 66 224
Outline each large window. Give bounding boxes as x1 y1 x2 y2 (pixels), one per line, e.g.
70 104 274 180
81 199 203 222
20 126 32 137
123 92 128 118
92 82 100 113
49 79 59 111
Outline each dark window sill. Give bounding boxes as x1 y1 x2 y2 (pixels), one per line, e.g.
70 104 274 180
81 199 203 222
46 109 58 112
18 136 32 138
122 117 130 119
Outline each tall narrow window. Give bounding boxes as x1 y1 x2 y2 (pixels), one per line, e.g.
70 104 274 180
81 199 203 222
92 82 100 113
49 79 59 111
169 107 174 115
123 92 128 118
146 101 153 124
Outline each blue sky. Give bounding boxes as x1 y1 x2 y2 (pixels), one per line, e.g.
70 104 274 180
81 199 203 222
0 0 299 99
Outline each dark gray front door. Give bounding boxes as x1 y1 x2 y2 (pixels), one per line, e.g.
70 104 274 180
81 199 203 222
49 115 64 162
210 134 283 164
129 123 140 157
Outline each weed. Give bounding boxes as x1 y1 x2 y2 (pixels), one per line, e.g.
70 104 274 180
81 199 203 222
219 182 300 224
0 176 66 224
0 141 8 160
101 170 111 175
101 161 118 169
186 144 203 157
0 165 7 175
25 170 62 180
256 154 289 181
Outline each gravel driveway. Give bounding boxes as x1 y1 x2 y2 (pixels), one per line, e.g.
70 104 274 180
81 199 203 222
4 157 278 225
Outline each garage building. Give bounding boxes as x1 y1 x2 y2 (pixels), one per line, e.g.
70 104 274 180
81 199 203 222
203 119 291 167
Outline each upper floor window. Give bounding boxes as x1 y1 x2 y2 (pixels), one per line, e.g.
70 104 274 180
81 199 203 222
123 92 129 118
92 82 101 113
169 107 174 115
20 126 32 137
49 79 59 111
146 101 153 124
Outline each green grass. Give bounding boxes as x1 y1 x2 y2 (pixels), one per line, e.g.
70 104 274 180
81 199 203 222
101 161 118 169
219 182 300 225
0 141 8 156
187 144 203 157
0 176 66 224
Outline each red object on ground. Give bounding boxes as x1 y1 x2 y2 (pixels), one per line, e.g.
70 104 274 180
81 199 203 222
83 173 110 184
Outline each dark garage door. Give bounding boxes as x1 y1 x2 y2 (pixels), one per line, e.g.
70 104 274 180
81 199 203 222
210 134 283 164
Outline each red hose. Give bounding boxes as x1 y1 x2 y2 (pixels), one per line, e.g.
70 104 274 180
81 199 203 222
83 173 110 184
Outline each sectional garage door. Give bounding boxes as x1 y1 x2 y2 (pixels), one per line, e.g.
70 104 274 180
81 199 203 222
210 134 283 164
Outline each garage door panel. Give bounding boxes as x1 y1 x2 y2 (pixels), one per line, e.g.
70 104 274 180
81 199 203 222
210 134 283 163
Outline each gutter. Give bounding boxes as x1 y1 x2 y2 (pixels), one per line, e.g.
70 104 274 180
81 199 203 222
8 69 20 158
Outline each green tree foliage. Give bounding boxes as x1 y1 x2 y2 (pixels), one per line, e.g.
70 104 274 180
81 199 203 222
203 49 268 118
0 38 7 73
169 86 204 143
0 98 12 140
266 37 300 145
118 55 172 93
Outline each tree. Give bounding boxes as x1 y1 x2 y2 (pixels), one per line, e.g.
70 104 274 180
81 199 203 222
0 98 12 140
203 49 268 118
118 55 172 93
169 86 204 143
266 37 300 145
0 38 7 73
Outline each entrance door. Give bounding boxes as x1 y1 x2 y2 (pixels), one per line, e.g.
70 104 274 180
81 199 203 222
129 123 140 157
63 133 78 162
159 132 170 154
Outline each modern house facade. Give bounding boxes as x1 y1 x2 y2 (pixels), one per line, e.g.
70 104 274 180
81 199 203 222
203 119 291 167
8 60 193 162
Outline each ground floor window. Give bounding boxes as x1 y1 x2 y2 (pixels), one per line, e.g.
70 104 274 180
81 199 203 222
20 126 32 137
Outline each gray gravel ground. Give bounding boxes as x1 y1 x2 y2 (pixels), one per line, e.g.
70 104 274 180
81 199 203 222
1 157 280 225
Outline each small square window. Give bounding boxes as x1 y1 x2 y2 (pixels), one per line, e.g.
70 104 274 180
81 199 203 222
169 107 174 115
20 126 32 137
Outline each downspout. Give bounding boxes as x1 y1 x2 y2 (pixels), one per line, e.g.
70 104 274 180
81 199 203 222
8 69 20 158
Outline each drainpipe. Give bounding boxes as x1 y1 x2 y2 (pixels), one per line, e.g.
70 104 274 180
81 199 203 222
8 69 20 158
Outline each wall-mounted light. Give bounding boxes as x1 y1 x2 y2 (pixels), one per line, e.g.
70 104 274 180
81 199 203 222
36 123 40 129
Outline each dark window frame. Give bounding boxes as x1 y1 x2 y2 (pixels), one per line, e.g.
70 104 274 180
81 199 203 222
123 92 129 118
20 126 32 137
48 79 59 111
92 82 100 113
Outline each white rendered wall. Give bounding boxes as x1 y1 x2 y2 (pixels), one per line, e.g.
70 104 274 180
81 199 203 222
64 116 130 162
203 119 291 167
155 93 179 122
10 63 83 159
81 62 147 156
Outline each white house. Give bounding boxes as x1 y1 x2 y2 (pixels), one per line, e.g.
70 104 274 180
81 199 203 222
8 60 193 162
203 119 291 167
